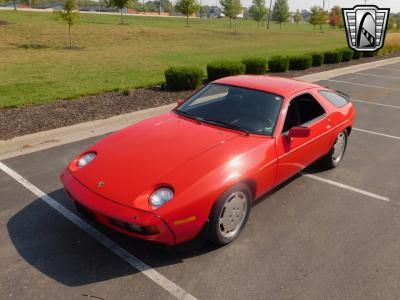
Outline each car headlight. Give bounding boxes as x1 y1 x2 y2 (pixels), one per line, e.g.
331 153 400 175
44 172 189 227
77 152 96 168
149 188 174 208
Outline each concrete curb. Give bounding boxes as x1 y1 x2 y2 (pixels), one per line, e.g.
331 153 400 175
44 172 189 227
296 56 400 82
1 57 399 160
0 104 175 160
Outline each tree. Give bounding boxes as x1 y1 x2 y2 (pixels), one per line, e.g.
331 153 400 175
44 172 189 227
309 5 326 32
58 0 80 47
272 0 289 29
175 0 199 27
220 0 242 29
9 0 17 10
293 9 301 30
106 0 130 24
266 0 272 29
248 0 267 28
328 5 341 29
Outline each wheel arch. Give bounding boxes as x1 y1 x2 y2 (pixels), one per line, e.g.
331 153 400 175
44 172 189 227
345 126 352 136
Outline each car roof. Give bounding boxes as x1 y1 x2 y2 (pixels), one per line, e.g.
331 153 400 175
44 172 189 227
213 75 321 98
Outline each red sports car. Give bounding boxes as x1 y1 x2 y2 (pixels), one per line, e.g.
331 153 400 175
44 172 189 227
61 76 355 246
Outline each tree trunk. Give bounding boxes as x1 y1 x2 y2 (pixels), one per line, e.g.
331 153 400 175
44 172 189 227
12 0 17 10
279 22 282 30
142 0 145 13
68 23 72 47
320 23 323 32
267 0 272 29
186 15 189 27
229 17 232 28
120 9 123 24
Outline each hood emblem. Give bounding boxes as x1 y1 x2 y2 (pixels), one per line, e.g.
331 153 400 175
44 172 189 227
97 181 105 188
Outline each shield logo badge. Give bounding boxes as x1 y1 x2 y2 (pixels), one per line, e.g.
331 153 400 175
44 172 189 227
342 5 390 52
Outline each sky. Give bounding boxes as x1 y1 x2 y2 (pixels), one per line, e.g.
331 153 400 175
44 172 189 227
199 0 400 13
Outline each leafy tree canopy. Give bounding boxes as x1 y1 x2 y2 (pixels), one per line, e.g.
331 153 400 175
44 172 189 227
272 0 289 27
248 0 267 25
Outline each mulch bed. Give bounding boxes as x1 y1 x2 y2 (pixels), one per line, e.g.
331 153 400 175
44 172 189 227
1 53 398 140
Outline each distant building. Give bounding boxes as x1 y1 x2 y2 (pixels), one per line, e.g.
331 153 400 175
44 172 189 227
301 9 311 22
207 6 222 18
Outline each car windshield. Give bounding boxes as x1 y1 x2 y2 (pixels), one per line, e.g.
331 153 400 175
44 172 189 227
175 83 284 136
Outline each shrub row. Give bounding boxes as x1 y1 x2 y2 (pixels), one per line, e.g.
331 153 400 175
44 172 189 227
164 66 204 91
289 55 312 70
242 57 268 74
164 46 400 90
207 60 246 81
310 52 324 66
341 48 353 62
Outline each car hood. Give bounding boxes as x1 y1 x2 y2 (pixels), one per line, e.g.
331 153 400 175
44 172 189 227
71 112 241 207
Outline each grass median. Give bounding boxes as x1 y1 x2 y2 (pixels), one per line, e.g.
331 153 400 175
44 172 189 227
0 10 348 107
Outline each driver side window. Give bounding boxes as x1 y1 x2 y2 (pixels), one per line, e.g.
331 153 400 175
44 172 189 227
283 93 326 133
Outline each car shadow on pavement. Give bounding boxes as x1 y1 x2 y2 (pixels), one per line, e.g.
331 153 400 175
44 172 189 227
6 188 218 287
6 161 328 287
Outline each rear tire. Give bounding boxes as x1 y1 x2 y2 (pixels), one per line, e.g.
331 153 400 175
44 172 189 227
320 130 348 169
208 183 252 246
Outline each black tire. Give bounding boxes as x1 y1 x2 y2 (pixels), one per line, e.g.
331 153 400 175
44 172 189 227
320 129 348 169
208 183 252 246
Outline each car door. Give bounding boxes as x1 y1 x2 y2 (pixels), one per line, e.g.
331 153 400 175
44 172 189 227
274 92 333 185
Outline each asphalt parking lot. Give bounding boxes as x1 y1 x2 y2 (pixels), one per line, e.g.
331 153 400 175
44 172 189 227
1 61 400 300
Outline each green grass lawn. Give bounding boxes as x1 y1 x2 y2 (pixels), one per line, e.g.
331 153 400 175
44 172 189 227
0 11 349 107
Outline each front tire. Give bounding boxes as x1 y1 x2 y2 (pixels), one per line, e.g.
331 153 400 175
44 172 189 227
208 183 252 246
320 130 348 169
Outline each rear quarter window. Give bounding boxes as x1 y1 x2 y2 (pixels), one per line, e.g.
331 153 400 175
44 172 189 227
319 90 349 108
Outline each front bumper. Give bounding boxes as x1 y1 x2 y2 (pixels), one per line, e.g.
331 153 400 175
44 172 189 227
60 169 176 245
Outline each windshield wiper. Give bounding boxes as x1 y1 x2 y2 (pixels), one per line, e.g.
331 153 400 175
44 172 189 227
201 118 250 136
174 110 202 124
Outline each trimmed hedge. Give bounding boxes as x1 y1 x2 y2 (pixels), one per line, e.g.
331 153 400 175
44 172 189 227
362 51 378 57
310 52 324 66
268 55 289 72
341 48 353 62
207 60 246 81
352 51 362 59
289 55 312 70
323 50 342 64
242 57 268 74
164 66 204 91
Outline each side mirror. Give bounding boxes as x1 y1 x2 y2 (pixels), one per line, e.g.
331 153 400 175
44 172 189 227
288 126 310 140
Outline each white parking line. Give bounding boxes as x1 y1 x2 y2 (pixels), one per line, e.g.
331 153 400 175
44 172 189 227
352 99 400 109
302 173 390 202
354 72 400 80
324 79 400 91
353 128 400 141
0 162 197 300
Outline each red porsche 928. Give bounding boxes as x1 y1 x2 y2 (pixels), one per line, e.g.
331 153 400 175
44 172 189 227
61 75 355 246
